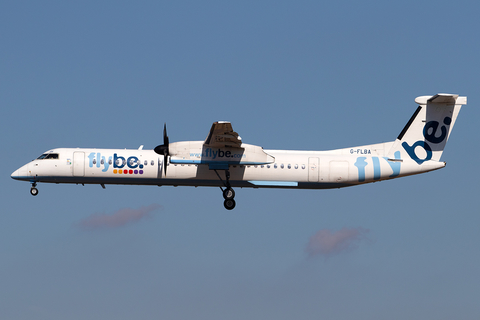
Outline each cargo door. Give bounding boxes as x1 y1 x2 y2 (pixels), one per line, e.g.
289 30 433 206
329 161 349 182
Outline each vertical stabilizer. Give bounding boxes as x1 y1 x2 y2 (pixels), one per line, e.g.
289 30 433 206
387 94 467 164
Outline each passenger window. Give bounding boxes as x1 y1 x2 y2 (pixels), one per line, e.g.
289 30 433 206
144 160 148 166
280 164 284 169
267 165 270 168
151 160 154 166
302 164 306 169
93 159 97 165
101 159 104 165
274 164 278 169
287 164 291 169
295 164 298 169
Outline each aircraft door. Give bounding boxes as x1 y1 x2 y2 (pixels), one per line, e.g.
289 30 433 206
73 152 85 176
308 157 319 182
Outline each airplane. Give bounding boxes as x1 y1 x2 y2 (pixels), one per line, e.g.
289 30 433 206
11 93 466 210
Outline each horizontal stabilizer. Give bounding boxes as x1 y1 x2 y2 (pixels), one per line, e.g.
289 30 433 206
415 94 466 105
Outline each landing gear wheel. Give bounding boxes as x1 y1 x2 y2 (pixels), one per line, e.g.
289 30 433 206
223 188 235 200
224 199 236 210
214 169 236 210
30 187 38 196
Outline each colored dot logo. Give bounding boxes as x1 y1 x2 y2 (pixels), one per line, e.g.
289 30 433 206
113 169 144 175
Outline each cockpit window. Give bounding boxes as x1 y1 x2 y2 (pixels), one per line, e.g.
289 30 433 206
37 153 59 160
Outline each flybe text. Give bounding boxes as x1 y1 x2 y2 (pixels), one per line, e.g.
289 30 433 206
190 148 246 159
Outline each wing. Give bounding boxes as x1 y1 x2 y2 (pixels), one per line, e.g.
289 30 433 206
204 121 242 148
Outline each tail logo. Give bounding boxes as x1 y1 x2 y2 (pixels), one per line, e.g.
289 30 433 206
402 117 451 165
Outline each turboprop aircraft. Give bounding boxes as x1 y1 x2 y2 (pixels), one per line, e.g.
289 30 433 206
11 93 466 210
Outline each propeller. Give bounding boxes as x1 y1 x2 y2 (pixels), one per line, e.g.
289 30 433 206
154 123 170 175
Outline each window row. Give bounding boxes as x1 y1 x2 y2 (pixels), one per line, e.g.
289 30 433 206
227 164 307 169
259 164 306 169
35 154 305 171
92 159 156 166
173 164 306 169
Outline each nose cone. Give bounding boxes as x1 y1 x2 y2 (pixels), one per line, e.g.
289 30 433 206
11 165 29 181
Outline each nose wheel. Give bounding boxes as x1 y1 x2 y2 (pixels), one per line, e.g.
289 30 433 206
30 182 38 196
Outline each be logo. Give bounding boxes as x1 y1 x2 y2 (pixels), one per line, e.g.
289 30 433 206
402 116 452 165
88 152 144 175
113 154 144 175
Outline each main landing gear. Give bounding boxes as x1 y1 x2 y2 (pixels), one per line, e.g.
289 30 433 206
215 169 236 210
223 187 235 210
30 182 38 196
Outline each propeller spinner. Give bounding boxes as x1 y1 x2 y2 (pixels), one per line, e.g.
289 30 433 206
154 123 169 175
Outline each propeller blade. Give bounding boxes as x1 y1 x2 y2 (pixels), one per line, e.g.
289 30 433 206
154 123 170 176
164 154 167 175
163 123 169 176
163 123 169 146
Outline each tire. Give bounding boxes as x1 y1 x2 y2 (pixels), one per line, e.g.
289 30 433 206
223 188 235 200
224 199 236 210
30 188 38 196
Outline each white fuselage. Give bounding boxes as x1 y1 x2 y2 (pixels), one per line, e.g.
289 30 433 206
11 143 445 190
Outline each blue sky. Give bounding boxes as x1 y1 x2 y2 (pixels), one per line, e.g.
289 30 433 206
1 1 479 319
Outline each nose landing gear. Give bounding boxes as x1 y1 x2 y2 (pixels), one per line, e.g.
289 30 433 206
30 182 38 196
